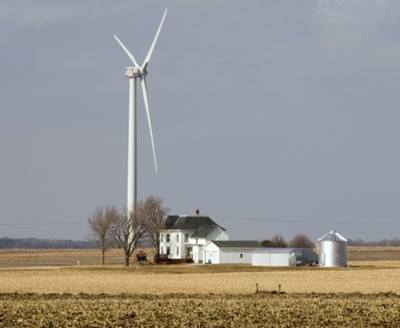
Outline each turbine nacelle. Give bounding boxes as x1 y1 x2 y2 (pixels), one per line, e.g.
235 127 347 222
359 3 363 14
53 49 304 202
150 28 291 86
125 67 145 79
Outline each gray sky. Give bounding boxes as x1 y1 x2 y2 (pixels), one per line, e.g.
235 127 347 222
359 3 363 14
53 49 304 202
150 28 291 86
1 0 400 241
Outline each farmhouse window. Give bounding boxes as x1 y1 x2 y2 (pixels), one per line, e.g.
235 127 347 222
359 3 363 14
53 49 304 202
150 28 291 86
166 234 170 242
166 247 170 255
185 233 188 242
240 253 243 258
177 246 179 256
176 234 179 242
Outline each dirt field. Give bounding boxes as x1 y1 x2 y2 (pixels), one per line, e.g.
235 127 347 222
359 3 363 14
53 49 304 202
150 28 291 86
1 247 400 326
1 293 399 327
0 249 128 267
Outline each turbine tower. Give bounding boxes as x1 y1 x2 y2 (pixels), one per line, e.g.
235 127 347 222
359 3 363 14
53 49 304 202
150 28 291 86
114 9 167 215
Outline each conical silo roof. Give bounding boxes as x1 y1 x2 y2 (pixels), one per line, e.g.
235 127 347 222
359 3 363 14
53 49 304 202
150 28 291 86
317 230 347 242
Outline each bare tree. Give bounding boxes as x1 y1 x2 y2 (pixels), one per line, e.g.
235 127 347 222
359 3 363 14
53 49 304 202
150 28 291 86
142 195 169 262
88 206 118 265
270 234 287 248
289 233 314 249
112 205 147 267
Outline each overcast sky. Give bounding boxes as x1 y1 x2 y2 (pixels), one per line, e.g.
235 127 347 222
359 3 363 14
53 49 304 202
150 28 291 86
1 0 400 241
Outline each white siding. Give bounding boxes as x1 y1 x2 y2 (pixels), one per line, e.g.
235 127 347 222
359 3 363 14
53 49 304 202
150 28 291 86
193 245 202 263
252 253 270 266
203 242 259 264
270 254 290 266
219 249 253 264
203 242 220 264
159 231 185 259
188 236 207 245
190 237 206 263
252 252 291 267
171 232 185 259
205 250 219 264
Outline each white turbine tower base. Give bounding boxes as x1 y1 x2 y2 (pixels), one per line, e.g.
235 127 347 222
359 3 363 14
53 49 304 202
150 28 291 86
126 68 138 214
114 9 167 216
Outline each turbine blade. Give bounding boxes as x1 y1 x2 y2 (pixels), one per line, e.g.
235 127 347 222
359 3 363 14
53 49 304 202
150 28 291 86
140 77 158 174
113 34 140 68
142 9 168 70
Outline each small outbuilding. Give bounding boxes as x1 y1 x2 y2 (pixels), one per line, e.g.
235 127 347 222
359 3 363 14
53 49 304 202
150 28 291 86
203 240 263 264
318 230 348 267
252 248 318 267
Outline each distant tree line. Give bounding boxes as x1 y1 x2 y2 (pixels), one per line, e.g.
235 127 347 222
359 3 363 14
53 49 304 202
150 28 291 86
347 238 400 246
262 233 315 249
0 236 154 250
0 237 96 249
261 235 400 248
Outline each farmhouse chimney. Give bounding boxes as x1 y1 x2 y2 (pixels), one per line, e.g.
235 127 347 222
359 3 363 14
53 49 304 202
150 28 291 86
195 209 200 216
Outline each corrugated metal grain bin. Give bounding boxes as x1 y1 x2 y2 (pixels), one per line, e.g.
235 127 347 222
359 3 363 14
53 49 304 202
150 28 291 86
318 231 347 267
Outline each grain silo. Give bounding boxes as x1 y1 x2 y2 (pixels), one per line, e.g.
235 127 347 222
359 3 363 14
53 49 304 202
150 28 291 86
317 231 348 267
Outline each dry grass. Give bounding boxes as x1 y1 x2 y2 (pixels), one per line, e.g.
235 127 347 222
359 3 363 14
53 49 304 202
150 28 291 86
0 264 399 295
348 246 400 261
0 248 154 267
1 247 399 326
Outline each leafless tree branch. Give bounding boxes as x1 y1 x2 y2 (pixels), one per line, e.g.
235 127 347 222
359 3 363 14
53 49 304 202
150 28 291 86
87 206 118 265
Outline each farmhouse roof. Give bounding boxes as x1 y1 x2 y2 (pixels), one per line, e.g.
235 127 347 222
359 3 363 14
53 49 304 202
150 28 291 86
211 240 263 248
163 215 226 234
191 225 218 238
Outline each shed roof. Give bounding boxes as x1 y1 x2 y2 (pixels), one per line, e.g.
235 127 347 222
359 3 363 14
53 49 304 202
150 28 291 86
253 247 317 254
211 240 263 248
317 231 347 242
253 247 299 254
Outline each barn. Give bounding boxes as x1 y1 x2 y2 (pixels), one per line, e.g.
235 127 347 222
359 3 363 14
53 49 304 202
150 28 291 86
252 248 318 267
203 240 263 264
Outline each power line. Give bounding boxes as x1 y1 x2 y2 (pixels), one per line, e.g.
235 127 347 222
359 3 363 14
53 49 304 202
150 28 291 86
215 216 400 225
0 216 399 227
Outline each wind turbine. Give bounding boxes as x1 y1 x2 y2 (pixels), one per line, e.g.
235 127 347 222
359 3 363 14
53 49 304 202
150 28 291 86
114 9 167 215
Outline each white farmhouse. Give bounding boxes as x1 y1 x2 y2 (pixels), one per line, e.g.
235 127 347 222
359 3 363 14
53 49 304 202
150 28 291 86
159 214 228 263
203 240 263 264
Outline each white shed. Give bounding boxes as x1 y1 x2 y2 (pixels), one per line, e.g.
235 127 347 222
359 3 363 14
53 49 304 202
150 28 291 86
252 248 318 267
203 240 263 264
